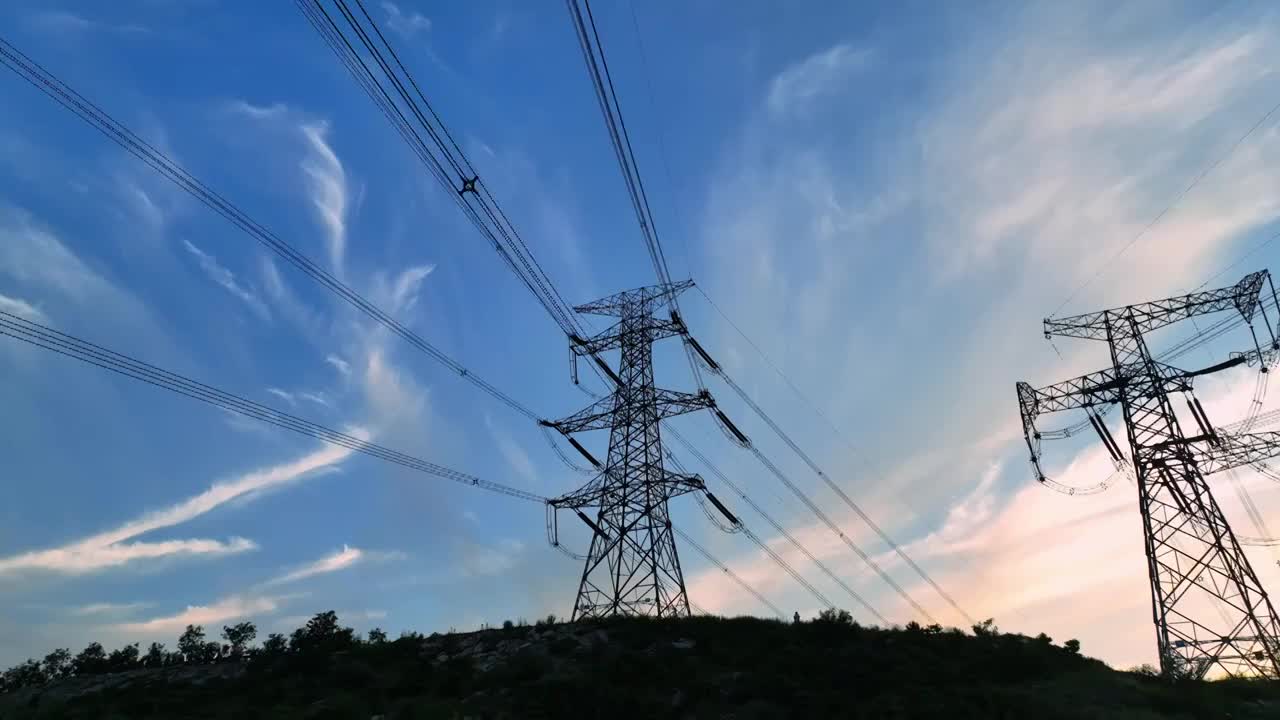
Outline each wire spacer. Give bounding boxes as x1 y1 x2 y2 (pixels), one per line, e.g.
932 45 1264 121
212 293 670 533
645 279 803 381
457 175 479 196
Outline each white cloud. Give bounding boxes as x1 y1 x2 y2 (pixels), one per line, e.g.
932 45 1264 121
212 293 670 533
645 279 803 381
0 442 358 576
29 10 147 35
325 353 351 376
182 239 270 320
767 44 870 117
229 100 289 121
266 544 364 586
300 391 331 408
382 2 431 38
72 601 153 617
115 594 291 634
300 123 349 278
0 208 120 305
0 537 256 576
0 293 46 322
690 10 1280 669
390 264 435 314
266 387 296 404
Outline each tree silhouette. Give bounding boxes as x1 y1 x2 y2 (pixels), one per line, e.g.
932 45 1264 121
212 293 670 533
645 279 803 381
143 643 167 668
42 648 71 680
289 611 354 654
2 659 45 690
815 608 854 625
107 643 140 672
367 628 388 644
222 622 257 659
178 625 219 664
1064 639 1081 655
260 633 288 658
72 642 108 675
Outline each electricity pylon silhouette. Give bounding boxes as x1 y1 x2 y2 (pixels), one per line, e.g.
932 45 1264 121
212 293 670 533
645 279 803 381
1017 270 1280 678
542 281 715 619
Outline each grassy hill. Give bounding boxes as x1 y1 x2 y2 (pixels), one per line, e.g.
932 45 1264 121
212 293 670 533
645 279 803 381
2 613 1278 719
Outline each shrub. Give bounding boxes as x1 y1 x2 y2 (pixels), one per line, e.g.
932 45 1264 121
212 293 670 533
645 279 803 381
290 611 355 654
1064 639 1081 655
178 626 210 664
106 643 140 672
72 642 109 675
42 648 72 680
971 618 999 637
815 608 854 625
222 622 258 659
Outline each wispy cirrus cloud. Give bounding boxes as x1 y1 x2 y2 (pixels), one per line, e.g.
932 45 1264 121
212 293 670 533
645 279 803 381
381 2 431 38
0 293 46 322
114 593 296 635
71 601 153 617
767 44 870 117
690 7 1280 672
325 353 351 376
0 441 360 576
28 10 148 36
300 122 350 278
0 537 257 577
266 387 296 405
182 239 270 320
265 545 365 587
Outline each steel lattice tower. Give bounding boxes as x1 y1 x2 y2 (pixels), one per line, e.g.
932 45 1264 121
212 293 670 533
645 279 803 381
543 281 715 619
1017 271 1280 678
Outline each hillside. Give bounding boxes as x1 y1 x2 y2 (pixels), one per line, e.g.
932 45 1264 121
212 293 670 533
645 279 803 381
2 613 1278 719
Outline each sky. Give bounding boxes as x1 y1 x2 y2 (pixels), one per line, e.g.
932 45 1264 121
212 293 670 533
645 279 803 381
3 0 1280 672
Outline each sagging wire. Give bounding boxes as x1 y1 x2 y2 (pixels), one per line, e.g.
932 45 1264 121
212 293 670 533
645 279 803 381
540 423 597 476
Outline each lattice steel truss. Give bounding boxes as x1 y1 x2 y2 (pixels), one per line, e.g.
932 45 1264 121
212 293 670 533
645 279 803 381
1017 270 1280 678
544 281 714 619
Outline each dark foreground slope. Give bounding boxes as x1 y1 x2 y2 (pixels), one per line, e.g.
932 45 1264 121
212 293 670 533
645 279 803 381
3 616 1277 719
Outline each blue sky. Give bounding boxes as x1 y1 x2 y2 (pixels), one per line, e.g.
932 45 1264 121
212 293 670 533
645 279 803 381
4 0 1280 671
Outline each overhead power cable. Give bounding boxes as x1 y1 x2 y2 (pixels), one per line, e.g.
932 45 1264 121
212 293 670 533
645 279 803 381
746 438 936 624
563 0 706 390
297 0 584 339
666 430 887 624
1 30 825 619
0 33 538 423
674 526 785 620
0 311 545 503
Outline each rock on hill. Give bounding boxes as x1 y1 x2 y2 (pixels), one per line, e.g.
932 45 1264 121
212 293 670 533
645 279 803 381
2 615 1278 719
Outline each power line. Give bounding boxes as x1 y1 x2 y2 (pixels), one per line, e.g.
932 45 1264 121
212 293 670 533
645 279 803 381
1049 96 1280 318
1 28 830 619
563 0 706 392
566 5 960 622
674 526 785 620
0 311 544 504
623 0 694 280
666 430 887 624
298 0 584 338
0 33 538 423
688 328 963 623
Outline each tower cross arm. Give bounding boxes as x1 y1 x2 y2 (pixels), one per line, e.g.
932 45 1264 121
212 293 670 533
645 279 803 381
1017 366 1133 426
572 280 695 317
1193 430 1280 475
544 389 715 435
571 317 686 356
1044 271 1267 340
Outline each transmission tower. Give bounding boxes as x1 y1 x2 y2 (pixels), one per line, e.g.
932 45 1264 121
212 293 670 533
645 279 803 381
543 281 719 619
1017 270 1280 678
